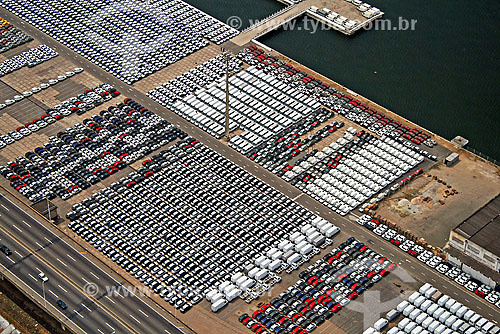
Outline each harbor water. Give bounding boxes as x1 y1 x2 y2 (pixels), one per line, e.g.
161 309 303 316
187 0 500 160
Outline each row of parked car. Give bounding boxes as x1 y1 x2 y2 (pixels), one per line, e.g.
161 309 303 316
0 82 120 150
0 67 84 110
246 108 338 172
169 65 320 146
0 19 33 53
1 98 182 202
357 215 500 310
0 44 57 77
66 137 337 312
237 46 435 152
365 283 500 334
148 54 242 105
1 0 236 83
239 236 397 333
151 0 239 44
289 128 424 215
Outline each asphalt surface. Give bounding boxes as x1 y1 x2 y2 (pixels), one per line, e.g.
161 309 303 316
0 6 499 334
0 193 186 334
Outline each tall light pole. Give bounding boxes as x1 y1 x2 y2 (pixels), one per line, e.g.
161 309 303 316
42 280 46 307
221 47 230 142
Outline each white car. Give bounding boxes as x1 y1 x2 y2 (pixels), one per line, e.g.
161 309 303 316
0 134 14 144
38 272 49 282
426 256 442 268
17 127 31 136
464 280 478 292
74 67 84 73
65 71 75 77
48 79 58 85
57 75 67 81
0 103 5 109
40 83 50 89
26 122 40 132
5 99 15 105
31 86 42 93
22 91 33 97
485 292 499 304
13 95 24 101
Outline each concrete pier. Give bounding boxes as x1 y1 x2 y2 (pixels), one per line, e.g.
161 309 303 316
231 0 384 46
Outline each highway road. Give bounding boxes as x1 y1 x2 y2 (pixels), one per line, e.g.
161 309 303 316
0 6 499 333
0 192 187 334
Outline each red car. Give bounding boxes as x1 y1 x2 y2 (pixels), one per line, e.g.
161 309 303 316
331 304 342 313
359 245 369 253
366 271 376 279
386 263 397 272
474 289 485 298
347 292 358 300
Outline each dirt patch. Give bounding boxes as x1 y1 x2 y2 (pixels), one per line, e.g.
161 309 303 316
375 151 500 248
0 278 67 334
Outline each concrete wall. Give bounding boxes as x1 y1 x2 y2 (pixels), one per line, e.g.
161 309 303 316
448 231 500 272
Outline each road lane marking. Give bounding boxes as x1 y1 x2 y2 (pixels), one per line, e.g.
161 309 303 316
12 225 22 232
6 257 15 264
28 273 37 281
89 271 100 280
22 220 31 227
292 193 303 200
14 250 22 257
58 285 68 293
81 303 92 312
129 314 141 324
97 329 104 334
67 254 76 262
44 237 52 243
105 296 115 304
1 204 10 211
74 310 84 318
48 289 58 298
56 258 67 267
138 309 149 318
35 242 43 248
105 322 115 330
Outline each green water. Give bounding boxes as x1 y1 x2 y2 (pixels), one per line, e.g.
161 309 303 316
187 0 500 160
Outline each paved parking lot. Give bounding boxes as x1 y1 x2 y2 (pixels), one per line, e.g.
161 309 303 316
0 7 498 334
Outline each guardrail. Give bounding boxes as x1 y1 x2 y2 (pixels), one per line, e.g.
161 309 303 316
0 263 80 334
466 147 499 166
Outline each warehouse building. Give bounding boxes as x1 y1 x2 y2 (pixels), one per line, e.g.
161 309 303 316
447 194 500 287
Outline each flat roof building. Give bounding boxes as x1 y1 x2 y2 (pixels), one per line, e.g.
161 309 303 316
448 195 500 286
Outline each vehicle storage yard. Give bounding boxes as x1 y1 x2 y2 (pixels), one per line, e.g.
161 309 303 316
0 1 498 334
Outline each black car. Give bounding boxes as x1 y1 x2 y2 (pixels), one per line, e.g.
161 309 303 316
57 300 67 310
0 244 12 256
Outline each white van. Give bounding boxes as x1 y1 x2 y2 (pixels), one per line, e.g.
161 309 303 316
437 295 450 307
373 318 388 331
